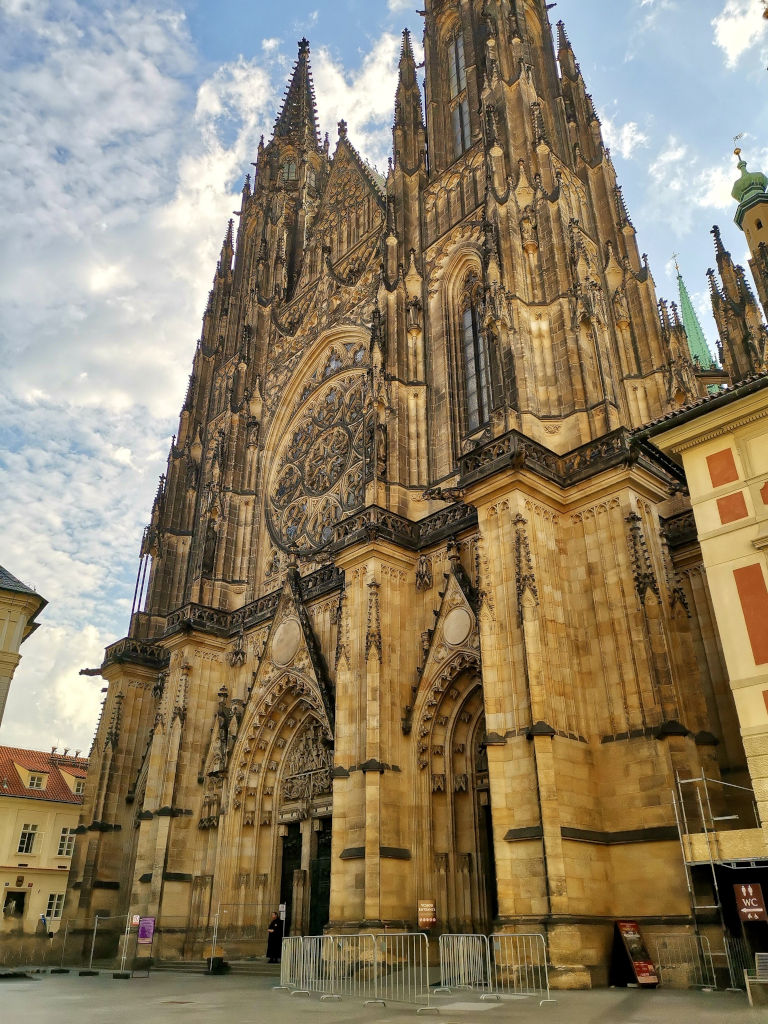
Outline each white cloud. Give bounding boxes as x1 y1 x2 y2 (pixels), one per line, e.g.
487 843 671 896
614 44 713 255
601 115 650 160
0 1 280 751
712 0 768 68
0 4 414 752
642 137 761 237
313 33 402 170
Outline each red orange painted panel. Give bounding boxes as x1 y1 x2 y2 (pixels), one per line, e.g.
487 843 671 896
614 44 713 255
761 481 768 506
707 448 739 487
717 492 749 525
734 564 768 666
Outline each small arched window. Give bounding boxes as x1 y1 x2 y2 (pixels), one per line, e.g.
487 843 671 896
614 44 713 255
460 272 492 432
447 28 470 159
281 160 298 182
757 219 764 231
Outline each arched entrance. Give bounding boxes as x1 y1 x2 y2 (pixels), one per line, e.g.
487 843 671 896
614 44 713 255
416 660 498 934
276 720 333 936
216 664 335 947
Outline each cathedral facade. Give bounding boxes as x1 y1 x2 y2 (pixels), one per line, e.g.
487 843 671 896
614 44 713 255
69 0 768 986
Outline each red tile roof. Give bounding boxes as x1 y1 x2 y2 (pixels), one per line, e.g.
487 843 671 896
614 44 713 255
0 746 88 805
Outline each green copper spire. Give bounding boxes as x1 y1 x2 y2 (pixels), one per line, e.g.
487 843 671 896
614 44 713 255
732 148 768 229
676 260 717 369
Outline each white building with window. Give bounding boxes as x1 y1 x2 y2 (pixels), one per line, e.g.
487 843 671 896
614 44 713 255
0 566 46 730
0 746 87 934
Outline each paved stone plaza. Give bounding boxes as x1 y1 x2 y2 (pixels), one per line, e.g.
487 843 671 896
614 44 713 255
0 973 764 1023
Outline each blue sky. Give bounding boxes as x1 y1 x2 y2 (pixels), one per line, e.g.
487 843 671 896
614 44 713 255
0 0 766 754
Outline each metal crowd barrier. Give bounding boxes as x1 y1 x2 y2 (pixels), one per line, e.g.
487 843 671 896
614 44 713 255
490 933 555 1005
279 931 554 1010
327 935 378 1001
652 933 716 989
368 932 433 1011
277 936 306 991
278 933 434 1013
437 933 495 996
724 936 750 991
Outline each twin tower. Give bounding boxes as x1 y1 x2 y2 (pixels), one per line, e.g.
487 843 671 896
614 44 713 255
70 0 768 986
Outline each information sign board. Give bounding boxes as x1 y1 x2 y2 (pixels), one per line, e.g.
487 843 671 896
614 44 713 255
734 883 768 922
616 920 658 986
137 917 156 945
417 900 437 929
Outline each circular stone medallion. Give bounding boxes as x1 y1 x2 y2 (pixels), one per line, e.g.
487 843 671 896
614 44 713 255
443 607 472 647
272 619 302 667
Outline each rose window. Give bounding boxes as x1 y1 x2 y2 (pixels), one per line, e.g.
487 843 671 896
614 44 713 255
268 370 371 553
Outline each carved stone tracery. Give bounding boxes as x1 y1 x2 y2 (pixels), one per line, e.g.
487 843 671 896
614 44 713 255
281 721 333 806
267 368 372 553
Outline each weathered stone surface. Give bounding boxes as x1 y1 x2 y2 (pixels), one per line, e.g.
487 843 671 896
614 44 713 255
65 11 754 988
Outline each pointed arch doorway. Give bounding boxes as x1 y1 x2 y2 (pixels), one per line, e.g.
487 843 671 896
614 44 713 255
425 670 499 934
276 720 333 937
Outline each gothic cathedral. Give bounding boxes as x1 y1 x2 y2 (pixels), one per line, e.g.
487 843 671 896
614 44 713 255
69 0 768 986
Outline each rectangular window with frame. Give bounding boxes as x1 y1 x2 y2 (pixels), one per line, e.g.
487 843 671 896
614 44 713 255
449 32 466 99
448 29 470 158
28 774 45 790
57 827 76 857
46 893 65 920
74 779 85 795
452 99 470 159
17 823 38 854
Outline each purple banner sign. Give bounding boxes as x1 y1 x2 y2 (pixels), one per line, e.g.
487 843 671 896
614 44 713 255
137 917 156 945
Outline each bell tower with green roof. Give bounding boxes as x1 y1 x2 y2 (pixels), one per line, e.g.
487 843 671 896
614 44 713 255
709 149 768 381
732 147 768 320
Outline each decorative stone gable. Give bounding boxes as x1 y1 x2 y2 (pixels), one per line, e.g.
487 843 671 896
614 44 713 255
248 569 334 738
406 547 482 749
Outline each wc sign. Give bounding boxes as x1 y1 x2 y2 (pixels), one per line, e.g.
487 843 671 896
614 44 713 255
734 883 768 922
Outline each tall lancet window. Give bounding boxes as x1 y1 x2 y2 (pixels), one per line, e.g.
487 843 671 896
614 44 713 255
461 272 492 432
448 28 470 158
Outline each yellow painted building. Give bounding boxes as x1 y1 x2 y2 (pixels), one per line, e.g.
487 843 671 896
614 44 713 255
646 376 768 849
0 747 88 935
0 566 46 730
641 147 768 953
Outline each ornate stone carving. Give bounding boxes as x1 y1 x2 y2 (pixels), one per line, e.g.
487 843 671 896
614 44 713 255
626 512 660 601
267 370 371 553
207 688 244 776
365 581 382 662
281 721 333 804
415 554 433 591
513 514 539 614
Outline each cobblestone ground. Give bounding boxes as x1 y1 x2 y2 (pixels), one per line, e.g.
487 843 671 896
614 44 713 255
0 972 765 1023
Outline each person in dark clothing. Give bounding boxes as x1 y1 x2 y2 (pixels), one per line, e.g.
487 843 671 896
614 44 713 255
266 911 283 963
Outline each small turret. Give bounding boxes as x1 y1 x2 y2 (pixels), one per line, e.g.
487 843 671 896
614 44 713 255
556 21 577 80
709 225 768 382
219 219 234 275
393 29 426 174
273 38 321 150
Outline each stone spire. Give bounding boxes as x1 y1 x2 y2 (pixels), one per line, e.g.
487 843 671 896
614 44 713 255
675 260 716 369
393 29 426 173
273 38 321 149
709 226 768 381
218 218 234 275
